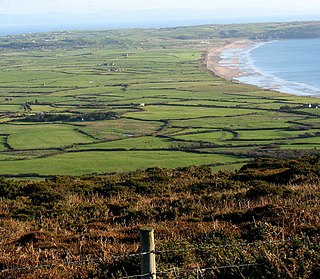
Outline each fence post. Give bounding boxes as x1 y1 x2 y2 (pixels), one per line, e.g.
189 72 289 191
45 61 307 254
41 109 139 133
140 227 156 279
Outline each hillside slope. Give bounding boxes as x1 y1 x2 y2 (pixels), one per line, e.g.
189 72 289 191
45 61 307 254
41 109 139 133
0 155 319 278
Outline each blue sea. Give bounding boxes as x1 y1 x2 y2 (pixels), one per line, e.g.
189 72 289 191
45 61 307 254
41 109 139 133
221 39 320 96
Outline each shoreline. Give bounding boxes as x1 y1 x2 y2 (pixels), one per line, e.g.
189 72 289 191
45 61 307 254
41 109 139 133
205 39 256 81
205 39 320 97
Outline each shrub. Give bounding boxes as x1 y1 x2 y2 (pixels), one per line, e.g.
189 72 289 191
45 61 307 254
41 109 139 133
0 178 24 199
23 184 63 206
245 181 289 199
243 221 276 241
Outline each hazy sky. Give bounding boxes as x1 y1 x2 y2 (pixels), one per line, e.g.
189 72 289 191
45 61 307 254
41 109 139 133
1 0 319 15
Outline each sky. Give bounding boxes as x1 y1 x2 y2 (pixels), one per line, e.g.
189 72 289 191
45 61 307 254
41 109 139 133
0 0 319 35
1 0 319 16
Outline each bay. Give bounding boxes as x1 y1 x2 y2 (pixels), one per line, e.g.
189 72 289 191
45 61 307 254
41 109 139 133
235 39 320 96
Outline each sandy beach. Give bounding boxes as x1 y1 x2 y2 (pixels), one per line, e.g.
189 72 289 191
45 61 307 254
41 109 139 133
205 39 256 81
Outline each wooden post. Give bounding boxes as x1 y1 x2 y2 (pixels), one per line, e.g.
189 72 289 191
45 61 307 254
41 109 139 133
140 227 156 279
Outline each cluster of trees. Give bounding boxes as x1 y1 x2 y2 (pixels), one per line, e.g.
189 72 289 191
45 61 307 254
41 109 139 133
22 112 119 122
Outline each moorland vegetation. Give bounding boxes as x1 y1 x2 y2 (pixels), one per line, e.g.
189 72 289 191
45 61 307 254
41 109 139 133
0 155 319 278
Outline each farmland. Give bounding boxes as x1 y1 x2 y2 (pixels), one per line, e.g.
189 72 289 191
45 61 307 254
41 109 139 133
0 22 320 177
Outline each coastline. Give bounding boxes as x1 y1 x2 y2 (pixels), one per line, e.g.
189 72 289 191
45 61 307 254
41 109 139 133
205 39 320 97
205 39 256 81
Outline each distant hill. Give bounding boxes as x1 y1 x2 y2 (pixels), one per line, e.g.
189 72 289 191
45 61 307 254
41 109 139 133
1 20 320 50
1 10 320 35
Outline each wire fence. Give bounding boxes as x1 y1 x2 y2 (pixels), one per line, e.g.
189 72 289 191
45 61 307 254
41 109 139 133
0 258 103 274
1 235 319 278
119 263 261 279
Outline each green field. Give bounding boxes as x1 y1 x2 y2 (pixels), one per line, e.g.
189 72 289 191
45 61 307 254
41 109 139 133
0 22 320 177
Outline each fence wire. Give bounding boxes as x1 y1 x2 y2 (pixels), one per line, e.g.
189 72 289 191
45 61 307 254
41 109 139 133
154 238 287 255
0 258 103 274
119 263 260 279
0 235 318 275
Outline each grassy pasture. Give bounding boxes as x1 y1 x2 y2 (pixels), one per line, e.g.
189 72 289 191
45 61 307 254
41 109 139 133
174 130 234 142
0 25 320 176
74 136 176 150
0 150 244 176
4 124 94 149
126 106 256 120
0 136 7 151
170 111 300 129
79 118 162 140
236 129 309 140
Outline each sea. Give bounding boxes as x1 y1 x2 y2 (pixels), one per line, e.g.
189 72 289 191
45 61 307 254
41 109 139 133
220 38 320 96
